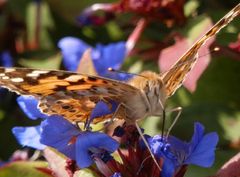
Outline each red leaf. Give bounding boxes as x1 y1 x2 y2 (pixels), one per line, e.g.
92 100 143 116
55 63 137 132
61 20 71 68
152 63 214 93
213 153 240 177
159 19 214 92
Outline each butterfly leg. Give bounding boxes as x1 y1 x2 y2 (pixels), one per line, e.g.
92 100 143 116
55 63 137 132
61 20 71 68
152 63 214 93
157 98 166 138
165 107 182 137
102 103 124 130
135 120 162 171
161 109 166 138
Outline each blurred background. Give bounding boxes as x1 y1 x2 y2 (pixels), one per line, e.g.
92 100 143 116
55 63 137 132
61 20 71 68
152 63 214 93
0 0 239 176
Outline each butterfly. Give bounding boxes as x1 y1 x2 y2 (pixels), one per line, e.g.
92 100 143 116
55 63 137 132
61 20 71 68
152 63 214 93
0 4 239 171
0 4 239 126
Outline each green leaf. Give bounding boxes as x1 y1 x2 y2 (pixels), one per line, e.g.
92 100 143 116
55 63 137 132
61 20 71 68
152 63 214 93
26 1 55 49
19 53 61 69
0 110 5 121
45 0 116 24
220 112 240 142
73 169 96 177
184 0 199 17
0 161 51 177
186 15 212 43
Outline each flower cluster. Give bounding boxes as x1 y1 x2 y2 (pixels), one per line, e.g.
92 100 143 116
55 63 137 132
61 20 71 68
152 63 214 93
12 94 219 177
91 123 218 177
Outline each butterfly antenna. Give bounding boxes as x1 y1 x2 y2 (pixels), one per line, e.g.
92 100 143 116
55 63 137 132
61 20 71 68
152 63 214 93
135 121 162 171
108 67 148 79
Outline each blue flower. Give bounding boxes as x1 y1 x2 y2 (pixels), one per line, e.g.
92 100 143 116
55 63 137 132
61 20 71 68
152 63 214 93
0 51 13 94
13 96 66 150
58 37 129 80
17 96 49 120
86 100 118 127
147 122 219 177
58 37 90 71
40 116 119 168
12 125 46 150
0 51 13 67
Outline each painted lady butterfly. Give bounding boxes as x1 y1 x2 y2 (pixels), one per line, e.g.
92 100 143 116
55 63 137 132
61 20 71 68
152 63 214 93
0 4 239 170
0 4 239 126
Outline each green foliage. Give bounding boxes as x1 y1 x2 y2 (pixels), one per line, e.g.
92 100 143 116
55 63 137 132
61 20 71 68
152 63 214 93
0 161 50 177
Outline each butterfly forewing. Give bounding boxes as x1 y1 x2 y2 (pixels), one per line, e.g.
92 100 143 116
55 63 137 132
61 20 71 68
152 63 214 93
161 3 240 97
0 67 139 122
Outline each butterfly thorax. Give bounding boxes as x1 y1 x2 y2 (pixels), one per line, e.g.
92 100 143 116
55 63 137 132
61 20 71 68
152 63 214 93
124 71 167 123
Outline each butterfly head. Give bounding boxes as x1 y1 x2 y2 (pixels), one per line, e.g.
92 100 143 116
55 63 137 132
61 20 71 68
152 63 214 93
127 71 167 119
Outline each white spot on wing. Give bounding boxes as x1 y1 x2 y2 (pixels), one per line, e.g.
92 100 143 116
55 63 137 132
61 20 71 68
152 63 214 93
0 73 5 76
32 70 49 74
64 75 84 82
11 78 24 82
5 68 16 73
26 70 49 77
2 76 9 80
27 73 40 77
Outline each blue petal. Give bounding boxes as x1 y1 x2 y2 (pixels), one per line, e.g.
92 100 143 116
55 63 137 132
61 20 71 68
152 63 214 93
12 126 46 150
189 122 205 150
167 136 189 164
0 51 13 96
168 136 189 153
17 96 49 120
161 158 177 177
76 131 119 168
184 132 219 167
40 116 80 159
92 42 126 73
170 122 219 167
0 51 13 67
88 101 118 124
146 135 178 177
92 42 130 80
58 37 90 71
